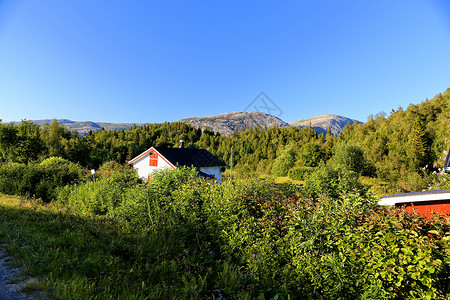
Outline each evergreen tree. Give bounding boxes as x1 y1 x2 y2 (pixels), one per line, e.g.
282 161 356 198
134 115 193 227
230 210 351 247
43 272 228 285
406 117 429 170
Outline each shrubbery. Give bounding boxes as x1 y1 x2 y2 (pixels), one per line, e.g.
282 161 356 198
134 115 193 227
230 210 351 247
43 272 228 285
303 164 368 199
96 160 142 188
288 166 314 181
271 147 296 177
57 161 142 215
0 157 85 202
53 166 449 299
1 158 448 298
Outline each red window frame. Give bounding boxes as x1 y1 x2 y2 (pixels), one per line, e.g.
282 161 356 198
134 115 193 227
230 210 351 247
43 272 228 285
149 152 158 167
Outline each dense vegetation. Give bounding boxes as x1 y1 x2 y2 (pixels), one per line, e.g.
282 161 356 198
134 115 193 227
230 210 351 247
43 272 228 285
0 167 449 299
0 88 449 298
1 88 449 194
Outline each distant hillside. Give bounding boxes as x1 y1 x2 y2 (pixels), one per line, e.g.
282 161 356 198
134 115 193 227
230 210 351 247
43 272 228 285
177 111 289 135
10 113 360 136
13 119 149 136
289 114 361 135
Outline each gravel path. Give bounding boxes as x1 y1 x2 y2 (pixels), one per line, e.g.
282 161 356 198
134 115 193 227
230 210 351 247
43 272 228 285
0 248 36 300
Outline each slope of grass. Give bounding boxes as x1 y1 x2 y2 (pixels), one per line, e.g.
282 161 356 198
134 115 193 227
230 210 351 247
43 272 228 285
0 194 190 299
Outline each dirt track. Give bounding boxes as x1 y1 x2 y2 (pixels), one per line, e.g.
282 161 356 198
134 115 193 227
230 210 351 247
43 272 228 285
0 248 36 300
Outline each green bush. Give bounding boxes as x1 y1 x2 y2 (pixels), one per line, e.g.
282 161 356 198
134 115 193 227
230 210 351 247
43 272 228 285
116 167 200 230
427 168 450 190
271 147 296 177
57 161 143 216
58 180 125 216
288 166 314 181
59 166 199 224
0 163 28 195
38 157 87 201
96 161 142 188
303 165 367 199
332 142 366 174
52 166 450 299
0 158 85 201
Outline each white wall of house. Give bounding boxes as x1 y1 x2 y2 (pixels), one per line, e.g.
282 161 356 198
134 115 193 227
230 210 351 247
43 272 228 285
130 148 224 182
132 153 174 180
200 166 223 181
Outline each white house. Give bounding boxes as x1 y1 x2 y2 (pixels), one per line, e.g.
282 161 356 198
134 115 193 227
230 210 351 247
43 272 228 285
128 146 226 181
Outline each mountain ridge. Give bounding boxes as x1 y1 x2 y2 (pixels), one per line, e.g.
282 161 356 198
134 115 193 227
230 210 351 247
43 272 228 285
8 112 361 136
177 111 290 135
289 114 360 135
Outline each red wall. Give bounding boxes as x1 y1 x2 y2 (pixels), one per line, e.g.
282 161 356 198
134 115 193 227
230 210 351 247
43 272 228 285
396 200 450 218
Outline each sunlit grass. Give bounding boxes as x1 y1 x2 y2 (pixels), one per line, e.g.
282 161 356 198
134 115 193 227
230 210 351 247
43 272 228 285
360 176 396 196
275 176 304 185
258 174 304 185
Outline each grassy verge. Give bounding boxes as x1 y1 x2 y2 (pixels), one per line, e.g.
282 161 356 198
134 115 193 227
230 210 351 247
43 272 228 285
0 194 193 299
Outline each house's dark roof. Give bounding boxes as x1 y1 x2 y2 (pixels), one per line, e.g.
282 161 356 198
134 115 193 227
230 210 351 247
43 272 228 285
153 147 226 168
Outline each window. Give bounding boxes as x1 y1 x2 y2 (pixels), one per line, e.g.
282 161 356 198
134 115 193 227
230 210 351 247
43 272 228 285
149 152 158 167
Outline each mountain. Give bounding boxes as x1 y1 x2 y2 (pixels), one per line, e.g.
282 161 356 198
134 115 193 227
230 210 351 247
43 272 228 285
289 114 360 135
177 111 289 135
12 119 149 136
9 113 360 136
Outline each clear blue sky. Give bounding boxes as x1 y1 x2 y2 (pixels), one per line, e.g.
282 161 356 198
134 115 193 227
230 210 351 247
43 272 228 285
1 0 450 124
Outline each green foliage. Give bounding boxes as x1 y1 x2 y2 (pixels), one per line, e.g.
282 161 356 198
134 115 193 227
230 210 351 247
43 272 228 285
40 120 74 159
407 117 431 170
288 166 314 181
147 166 201 195
426 166 450 190
286 194 449 299
59 167 199 227
58 180 125 216
1 172 450 299
346 210 448 299
303 164 367 199
96 161 142 188
0 163 29 195
0 157 85 202
299 142 326 167
0 120 45 163
332 142 366 174
0 122 17 162
57 161 142 216
271 146 297 177
37 157 86 201
117 167 200 230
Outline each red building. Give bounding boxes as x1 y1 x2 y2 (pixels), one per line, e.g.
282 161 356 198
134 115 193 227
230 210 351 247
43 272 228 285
378 189 450 218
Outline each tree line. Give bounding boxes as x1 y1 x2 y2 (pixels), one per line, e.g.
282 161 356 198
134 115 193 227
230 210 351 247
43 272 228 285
1 88 449 194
